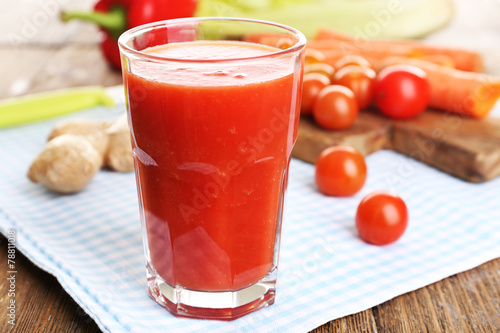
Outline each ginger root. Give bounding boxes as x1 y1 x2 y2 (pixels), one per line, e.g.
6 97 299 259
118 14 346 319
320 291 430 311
28 135 102 193
48 119 110 158
28 115 134 193
104 114 134 172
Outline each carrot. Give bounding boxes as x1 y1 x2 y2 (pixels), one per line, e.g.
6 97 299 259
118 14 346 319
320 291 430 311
315 49 499 118
411 54 455 69
307 39 415 60
243 32 294 49
378 57 500 119
312 49 380 69
314 48 456 69
313 28 484 72
246 30 499 118
314 28 354 42
312 47 440 69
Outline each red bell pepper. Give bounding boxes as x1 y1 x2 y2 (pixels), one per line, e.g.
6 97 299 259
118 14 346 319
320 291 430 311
62 0 198 70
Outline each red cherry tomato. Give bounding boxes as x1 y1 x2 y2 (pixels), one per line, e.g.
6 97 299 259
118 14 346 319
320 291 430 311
334 55 371 70
304 63 335 80
333 65 376 109
313 85 359 130
355 191 408 245
305 49 326 64
301 73 331 115
374 64 431 119
315 145 367 197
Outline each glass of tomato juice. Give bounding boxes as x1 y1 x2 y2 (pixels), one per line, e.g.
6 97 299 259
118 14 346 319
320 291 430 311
118 17 305 320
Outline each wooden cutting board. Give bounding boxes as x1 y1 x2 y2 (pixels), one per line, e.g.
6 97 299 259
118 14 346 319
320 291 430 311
292 109 500 183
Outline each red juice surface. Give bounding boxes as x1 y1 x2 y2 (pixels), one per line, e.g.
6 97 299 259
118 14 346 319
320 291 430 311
125 41 302 291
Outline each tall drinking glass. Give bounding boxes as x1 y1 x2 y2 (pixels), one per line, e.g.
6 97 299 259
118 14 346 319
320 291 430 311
118 17 305 320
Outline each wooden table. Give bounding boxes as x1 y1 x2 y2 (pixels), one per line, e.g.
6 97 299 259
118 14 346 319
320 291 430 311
1 1 499 332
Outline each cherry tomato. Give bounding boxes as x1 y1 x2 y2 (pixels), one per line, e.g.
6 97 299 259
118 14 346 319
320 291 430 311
333 65 376 109
301 73 331 115
304 63 335 80
276 38 293 50
374 64 431 119
313 85 359 130
334 55 371 70
315 145 367 197
305 49 326 64
355 191 408 245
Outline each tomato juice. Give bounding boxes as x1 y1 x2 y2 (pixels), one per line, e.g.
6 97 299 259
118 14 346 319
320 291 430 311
124 40 302 292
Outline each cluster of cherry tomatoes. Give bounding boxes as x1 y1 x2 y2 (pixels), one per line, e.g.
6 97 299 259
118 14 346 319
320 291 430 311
302 52 427 245
301 51 431 127
315 145 408 245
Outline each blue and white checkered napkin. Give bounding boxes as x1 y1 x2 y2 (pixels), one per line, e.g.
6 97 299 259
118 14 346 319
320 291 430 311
1 104 500 333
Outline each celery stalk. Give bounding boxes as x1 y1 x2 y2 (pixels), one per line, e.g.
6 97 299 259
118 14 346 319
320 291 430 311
195 0 454 39
0 86 115 129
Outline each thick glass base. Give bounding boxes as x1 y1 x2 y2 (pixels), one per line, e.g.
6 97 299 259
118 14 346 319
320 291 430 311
146 263 277 320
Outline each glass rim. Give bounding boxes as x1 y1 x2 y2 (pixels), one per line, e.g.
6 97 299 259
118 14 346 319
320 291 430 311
117 17 306 64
